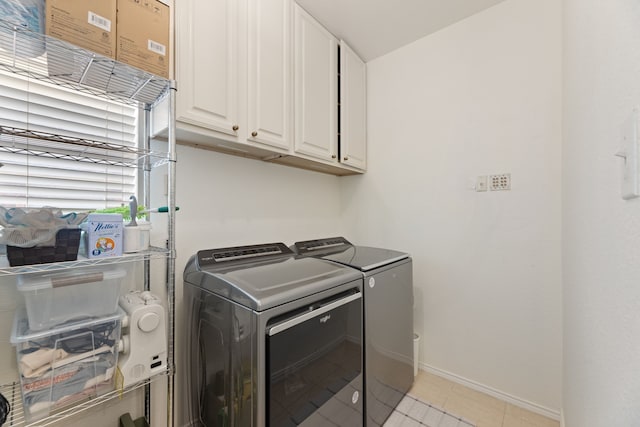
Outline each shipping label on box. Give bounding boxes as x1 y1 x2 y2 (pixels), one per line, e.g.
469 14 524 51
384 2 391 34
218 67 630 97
116 0 170 78
84 214 123 258
45 0 117 58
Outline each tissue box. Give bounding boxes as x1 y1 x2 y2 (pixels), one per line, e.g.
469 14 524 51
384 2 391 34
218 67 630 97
83 213 123 258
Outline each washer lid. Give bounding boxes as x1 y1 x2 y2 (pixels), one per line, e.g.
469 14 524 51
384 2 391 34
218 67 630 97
183 243 361 311
293 238 409 272
320 246 409 271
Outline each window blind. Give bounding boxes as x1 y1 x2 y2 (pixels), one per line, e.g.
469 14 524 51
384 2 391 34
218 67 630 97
0 70 138 211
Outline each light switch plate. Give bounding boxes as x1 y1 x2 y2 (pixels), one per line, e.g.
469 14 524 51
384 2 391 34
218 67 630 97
616 108 640 200
476 175 487 192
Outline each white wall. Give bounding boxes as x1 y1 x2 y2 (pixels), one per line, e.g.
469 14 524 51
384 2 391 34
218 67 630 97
342 0 562 414
172 144 347 426
563 1 640 426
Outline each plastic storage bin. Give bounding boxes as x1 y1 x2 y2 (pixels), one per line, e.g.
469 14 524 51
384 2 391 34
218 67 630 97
17 267 126 331
10 308 123 422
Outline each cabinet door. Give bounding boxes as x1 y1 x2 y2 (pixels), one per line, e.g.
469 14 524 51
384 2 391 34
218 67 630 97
340 41 367 170
293 4 338 162
247 0 292 151
176 0 239 137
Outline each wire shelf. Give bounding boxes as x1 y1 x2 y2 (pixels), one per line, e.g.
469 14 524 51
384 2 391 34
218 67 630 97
0 15 177 427
0 246 170 276
0 369 169 427
0 126 170 169
0 20 171 108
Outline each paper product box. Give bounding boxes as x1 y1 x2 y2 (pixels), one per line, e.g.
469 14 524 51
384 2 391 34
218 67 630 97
116 0 170 78
84 213 123 258
45 0 117 58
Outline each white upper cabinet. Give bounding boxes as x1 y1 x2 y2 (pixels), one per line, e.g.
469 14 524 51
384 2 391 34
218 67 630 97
174 0 366 175
247 0 293 151
293 4 338 163
340 41 367 170
175 0 292 152
176 0 239 137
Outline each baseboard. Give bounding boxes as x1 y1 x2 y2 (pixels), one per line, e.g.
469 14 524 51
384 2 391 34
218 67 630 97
420 363 561 421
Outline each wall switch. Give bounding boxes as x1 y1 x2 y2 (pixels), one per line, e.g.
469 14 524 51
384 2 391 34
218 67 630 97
476 175 487 192
615 108 640 200
489 173 511 191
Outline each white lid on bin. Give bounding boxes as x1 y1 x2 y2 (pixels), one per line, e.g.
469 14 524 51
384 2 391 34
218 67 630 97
16 268 126 292
10 307 124 344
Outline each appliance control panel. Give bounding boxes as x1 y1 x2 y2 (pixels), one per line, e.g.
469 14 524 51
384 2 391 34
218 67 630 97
197 242 293 266
293 237 352 256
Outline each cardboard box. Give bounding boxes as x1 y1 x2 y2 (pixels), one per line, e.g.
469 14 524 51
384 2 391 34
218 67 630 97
45 0 117 58
83 213 123 258
116 0 170 78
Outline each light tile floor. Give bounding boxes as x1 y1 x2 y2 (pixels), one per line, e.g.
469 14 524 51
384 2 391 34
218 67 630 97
385 393 475 427
386 370 561 427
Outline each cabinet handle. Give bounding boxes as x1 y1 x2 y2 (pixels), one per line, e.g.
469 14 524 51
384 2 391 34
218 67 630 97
232 125 239 131
251 131 258 137
343 157 349 161
331 155 336 159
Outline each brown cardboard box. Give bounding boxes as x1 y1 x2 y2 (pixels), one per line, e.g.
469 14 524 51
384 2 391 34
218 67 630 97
45 0 117 58
116 0 170 78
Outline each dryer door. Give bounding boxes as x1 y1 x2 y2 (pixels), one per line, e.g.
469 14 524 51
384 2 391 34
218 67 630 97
266 290 363 426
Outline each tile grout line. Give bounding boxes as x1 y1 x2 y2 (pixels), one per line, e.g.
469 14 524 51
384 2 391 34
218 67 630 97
385 394 476 427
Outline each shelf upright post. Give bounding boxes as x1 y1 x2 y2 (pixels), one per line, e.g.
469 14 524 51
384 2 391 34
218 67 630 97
166 80 178 427
142 103 153 424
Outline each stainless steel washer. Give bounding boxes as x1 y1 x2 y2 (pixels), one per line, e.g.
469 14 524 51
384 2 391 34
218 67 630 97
293 237 414 427
183 242 364 427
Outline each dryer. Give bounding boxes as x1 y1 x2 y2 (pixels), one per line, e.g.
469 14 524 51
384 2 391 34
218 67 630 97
183 242 364 427
293 237 414 427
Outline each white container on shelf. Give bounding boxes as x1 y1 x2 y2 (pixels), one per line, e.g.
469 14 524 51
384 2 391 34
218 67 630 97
10 308 123 422
16 267 126 331
123 221 151 253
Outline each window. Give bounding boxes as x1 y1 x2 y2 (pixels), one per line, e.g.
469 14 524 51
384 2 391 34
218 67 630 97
0 70 139 211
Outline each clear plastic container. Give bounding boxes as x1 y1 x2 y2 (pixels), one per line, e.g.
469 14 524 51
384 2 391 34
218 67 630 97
10 308 123 422
16 267 126 331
